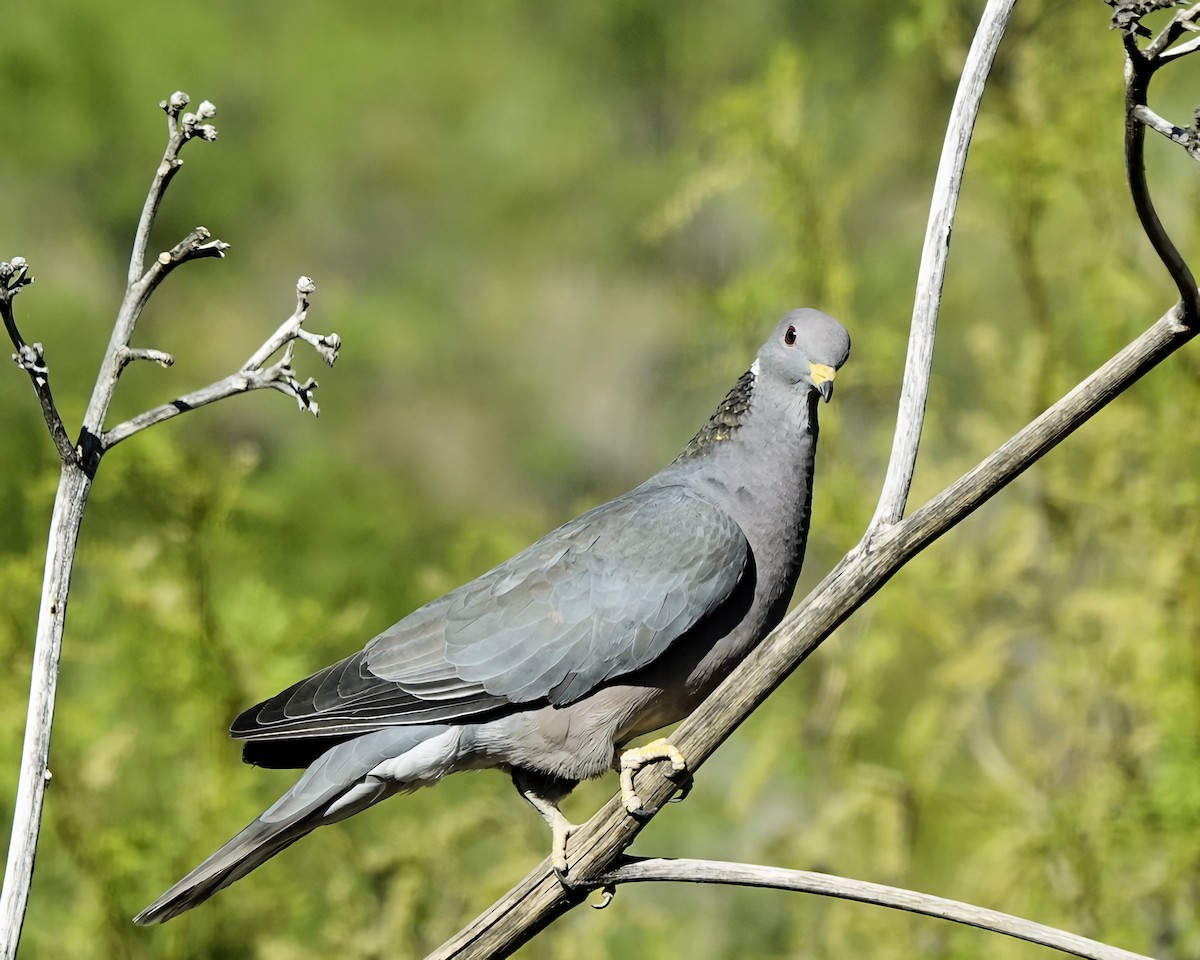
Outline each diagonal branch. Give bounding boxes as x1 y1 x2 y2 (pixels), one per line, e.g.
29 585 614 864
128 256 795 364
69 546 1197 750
585 858 1153 960
1131 103 1195 148
102 277 338 449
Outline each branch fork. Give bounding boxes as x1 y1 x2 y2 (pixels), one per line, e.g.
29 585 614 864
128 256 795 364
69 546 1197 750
240 276 339 414
1110 0 1200 319
153 226 229 277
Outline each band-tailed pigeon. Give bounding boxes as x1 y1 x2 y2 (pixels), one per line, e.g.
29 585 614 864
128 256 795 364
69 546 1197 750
134 308 850 924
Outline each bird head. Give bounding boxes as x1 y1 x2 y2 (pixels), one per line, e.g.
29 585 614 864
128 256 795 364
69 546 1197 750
756 308 851 403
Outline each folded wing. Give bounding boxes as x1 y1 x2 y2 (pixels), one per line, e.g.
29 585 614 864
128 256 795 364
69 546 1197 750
233 485 750 749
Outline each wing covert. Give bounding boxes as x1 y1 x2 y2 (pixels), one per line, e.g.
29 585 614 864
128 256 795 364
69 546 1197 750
235 484 750 743
372 484 750 706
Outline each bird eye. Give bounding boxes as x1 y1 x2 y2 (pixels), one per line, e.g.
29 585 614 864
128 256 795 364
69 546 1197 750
784 325 796 346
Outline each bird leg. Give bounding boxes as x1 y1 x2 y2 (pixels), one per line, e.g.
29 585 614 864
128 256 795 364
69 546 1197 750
511 770 577 880
618 738 691 817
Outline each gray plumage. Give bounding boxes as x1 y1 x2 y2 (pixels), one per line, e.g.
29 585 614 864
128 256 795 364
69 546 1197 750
134 308 850 924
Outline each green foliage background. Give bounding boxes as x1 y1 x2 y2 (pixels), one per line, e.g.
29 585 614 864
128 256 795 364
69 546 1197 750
2 1 1199 957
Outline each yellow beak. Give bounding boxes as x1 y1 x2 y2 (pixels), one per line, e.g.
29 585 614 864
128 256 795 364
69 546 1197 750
810 363 837 402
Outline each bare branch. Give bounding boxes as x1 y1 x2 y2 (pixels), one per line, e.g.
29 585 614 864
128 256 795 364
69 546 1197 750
1119 4 1200 318
1145 1 1200 57
103 277 337 449
0 259 76 465
868 0 1017 532
119 347 175 370
103 358 308 448
585 858 1153 960
1132 103 1191 144
149 226 230 285
1157 32 1200 59
243 276 338 370
127 92 219 286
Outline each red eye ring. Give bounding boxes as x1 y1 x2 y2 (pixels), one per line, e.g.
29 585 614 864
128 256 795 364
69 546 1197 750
784 325 797 346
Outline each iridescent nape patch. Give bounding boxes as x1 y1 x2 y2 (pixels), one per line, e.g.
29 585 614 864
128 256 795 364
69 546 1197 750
675 368 755 461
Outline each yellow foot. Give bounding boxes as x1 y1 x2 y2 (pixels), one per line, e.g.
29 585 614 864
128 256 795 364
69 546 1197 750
549 815 574 877
619 738 690 816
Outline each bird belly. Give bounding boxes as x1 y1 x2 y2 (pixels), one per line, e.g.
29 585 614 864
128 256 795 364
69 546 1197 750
467 683 675 783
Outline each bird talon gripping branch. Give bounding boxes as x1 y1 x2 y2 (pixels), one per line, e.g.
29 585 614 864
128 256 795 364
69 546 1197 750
619 738 689 817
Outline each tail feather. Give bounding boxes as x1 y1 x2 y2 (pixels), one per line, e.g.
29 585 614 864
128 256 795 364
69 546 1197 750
133 811 317 924
134 725 454 925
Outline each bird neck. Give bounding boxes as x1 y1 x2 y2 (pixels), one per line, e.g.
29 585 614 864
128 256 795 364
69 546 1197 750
669 366 822 594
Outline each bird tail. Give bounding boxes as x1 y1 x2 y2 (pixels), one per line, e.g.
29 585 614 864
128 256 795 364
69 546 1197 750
133 807 314 925
134 725 454 925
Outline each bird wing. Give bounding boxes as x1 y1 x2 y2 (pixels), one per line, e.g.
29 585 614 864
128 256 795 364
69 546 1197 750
233 484 749 742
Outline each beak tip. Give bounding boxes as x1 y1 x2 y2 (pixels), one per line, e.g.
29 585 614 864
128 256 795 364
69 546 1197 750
817 382 834 403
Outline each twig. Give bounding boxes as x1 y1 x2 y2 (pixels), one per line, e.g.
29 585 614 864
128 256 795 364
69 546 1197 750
868 0 1017 532
1145 1 1200 58
0 259 75 465
120 347 175 370
1131 104 1189 144
1158 32 1200 60
103 278 338 448
586 858 1153 960
242 276 336 369
128 93 218 286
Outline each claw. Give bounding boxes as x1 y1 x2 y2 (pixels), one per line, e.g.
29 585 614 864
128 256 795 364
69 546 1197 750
591 884 617 909
667 768 694 803
553 861 579 892
619 738 689 817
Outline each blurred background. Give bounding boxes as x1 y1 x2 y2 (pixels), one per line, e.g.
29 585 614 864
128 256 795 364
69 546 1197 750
2 1 1199 957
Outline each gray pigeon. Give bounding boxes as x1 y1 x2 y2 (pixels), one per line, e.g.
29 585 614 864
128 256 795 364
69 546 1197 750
134 308 850 925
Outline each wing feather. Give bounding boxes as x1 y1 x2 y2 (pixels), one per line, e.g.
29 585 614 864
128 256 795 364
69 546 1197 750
233 485 749 744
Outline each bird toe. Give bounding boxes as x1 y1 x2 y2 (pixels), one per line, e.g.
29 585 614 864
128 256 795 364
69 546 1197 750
619 738 690 816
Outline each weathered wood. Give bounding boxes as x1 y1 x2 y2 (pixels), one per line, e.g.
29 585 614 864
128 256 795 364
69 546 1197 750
0 465 91 956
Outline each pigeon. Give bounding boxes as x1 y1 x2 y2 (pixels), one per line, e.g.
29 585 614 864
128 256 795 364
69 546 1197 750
134 308 850 924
